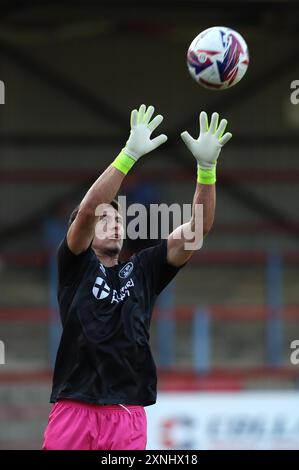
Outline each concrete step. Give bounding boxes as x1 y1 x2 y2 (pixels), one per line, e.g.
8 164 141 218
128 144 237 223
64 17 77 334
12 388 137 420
0 381 52 450
0 321 48 369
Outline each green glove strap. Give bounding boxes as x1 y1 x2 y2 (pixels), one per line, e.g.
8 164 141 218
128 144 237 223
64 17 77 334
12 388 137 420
112 149 136 175
197 166 216 185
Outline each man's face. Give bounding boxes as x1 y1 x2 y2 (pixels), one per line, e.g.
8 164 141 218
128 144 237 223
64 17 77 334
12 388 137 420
92 204 124 255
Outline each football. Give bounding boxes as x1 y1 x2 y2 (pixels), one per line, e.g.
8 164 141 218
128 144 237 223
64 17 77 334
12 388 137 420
187 26 249 90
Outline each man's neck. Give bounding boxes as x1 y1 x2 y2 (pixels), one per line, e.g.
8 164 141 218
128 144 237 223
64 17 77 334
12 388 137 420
93 249 119 267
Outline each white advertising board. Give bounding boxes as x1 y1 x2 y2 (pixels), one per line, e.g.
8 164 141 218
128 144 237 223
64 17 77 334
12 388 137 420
146 392 299 450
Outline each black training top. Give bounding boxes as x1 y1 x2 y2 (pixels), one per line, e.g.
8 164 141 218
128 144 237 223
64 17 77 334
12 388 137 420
50 237 183 406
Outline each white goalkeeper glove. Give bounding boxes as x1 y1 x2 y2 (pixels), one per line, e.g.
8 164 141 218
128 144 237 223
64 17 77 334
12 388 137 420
112 104 168 174
181 111 232 184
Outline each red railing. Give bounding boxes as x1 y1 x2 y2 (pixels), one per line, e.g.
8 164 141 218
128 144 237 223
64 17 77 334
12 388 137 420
2 168 299 183
0 305 298 323
0 367 298 390
1 249 299 268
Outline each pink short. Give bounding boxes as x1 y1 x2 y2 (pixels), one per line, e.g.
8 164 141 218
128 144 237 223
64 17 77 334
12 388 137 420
42 399 147 450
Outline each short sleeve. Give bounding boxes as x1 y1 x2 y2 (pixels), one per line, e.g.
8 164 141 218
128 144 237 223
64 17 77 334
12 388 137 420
135 239 184 296
57 236 92 287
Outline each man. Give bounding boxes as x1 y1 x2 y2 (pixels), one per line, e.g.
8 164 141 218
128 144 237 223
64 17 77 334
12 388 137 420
42 104 232 450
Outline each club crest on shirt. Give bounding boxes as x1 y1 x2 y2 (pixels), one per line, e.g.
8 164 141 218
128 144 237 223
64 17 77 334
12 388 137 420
92 276 110 300
118 262 134 279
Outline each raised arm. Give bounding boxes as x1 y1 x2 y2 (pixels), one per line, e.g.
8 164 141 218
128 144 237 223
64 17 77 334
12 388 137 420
167 111 232 267
68 104 167 254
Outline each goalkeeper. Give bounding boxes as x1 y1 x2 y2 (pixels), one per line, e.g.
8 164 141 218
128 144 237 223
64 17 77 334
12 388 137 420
42 104 232 450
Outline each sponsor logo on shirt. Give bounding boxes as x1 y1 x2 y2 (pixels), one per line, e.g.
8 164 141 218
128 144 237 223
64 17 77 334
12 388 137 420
92 276 110 299
111 278 134 304
118 262 134 279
